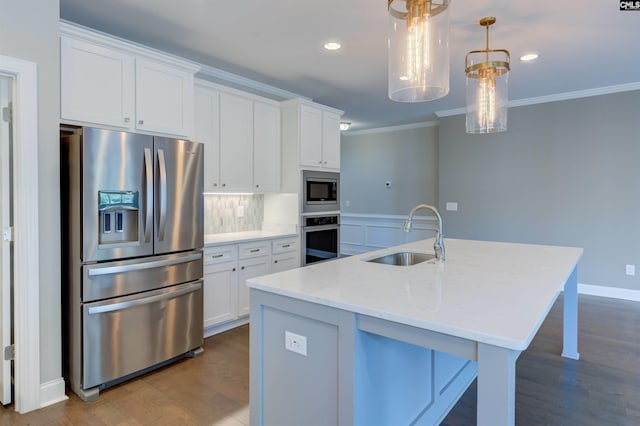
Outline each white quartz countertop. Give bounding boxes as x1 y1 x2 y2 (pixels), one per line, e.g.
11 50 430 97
247 238 583 351
204 230 298 246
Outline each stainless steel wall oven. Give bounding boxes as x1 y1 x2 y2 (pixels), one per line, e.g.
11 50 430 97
302 215 340 265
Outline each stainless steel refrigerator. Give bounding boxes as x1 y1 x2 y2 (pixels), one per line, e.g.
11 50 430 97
61 127 204 401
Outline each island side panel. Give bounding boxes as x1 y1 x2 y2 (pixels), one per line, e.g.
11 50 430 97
249 289 356 426
562 266 580 360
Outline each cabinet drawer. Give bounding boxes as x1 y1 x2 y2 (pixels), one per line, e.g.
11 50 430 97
204 245 237 265
239 242 270 259
272 238 298 254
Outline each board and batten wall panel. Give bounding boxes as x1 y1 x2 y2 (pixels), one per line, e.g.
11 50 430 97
438 90 640 290
341 124 438 216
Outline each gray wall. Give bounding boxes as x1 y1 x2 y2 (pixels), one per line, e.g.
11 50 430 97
0 1 61 383
341 124 439 215
439 90 640 290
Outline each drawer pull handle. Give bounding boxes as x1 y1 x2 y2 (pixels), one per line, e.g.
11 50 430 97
282 244 290 248
211 254 224 259
250 249 260 253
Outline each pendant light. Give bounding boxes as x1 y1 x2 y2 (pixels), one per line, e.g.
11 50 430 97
387 0 451 102
465 17 510 133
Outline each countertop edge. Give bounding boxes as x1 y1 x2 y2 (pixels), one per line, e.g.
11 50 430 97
204 230 298 247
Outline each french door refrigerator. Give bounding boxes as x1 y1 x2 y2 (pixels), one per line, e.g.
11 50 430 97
61 127 204 401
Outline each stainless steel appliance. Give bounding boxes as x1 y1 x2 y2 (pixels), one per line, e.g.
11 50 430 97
301 214 340 265
61 127 204 401
302 170 339 213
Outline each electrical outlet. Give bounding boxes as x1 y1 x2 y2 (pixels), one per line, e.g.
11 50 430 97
285 331 307 356
446 202 458 211
236 205 245 218
626 264 635 276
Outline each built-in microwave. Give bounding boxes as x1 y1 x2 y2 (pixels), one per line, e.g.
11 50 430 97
302 170 339 213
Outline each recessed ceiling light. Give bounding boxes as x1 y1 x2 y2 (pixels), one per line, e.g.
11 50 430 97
520 53 539 62
324 42 342 51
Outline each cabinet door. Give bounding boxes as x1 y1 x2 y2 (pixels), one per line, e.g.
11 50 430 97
194 87 220 192
135 58 194 138
203 261 238 329
271 253 299 273
299 105 323 168
322 111 341 170
60 36 134 128
253 101 281 193
237 256 270 317
219 93 253 192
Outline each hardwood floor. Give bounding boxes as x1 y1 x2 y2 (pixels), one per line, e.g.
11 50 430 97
1 326 250 426
2 294 639 425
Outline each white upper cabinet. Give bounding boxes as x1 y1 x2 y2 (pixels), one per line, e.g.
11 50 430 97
60 23 198 138
219 92 254 192
194 86 220 192
253 101 281 193
281 99 343 174
135 59 194 137
299 105 324 168
60 36 135 129
195 79 281 194
321 111 341 170
280 99 343 192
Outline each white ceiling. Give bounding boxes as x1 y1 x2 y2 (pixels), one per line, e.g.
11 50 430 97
59 0 640 131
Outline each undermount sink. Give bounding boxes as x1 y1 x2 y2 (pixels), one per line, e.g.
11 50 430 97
364 251 436 266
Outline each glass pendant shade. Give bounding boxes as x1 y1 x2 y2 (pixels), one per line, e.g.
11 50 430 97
465 17 510 133
388 0 451 102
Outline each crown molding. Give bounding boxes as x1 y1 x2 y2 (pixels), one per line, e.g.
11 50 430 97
197 64 309 102
344 120 438 136
60 20 201 73
436 82 640 118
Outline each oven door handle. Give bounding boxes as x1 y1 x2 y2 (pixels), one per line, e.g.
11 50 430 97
303 224 340 232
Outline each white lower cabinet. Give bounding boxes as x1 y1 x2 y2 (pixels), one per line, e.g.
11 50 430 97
237 241 271 317
271 237 299 273
203 261 237 328
203 236 300 334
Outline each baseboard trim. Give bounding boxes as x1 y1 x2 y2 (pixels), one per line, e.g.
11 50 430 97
39 378 67 408
578 283 640 302
204 317 250 338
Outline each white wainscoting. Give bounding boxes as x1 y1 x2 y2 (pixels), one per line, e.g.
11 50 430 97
340 213 438 256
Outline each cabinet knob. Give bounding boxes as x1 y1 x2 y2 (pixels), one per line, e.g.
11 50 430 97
232 267 236 272
318 160 322 164
138 119 144 125
274 260 278 264
256 184 259 188
241 266 245 270
213 183 218 187
323 161 327 165
222 183 226 187
123 117 130 123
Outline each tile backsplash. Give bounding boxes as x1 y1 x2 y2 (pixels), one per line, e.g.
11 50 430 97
204 194 264 234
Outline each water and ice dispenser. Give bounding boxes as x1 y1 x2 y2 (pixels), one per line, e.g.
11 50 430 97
98 190 139 245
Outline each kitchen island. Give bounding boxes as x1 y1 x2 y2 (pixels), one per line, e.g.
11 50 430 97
248 238 582 425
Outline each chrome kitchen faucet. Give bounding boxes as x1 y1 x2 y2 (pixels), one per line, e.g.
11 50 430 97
403 204 445 261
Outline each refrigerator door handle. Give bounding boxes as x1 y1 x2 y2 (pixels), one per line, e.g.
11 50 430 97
143 147 153 243
157 148 167 241
87 253 202 277
87 281 202 315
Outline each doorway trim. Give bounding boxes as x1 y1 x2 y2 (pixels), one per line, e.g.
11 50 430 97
0 54 41 413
